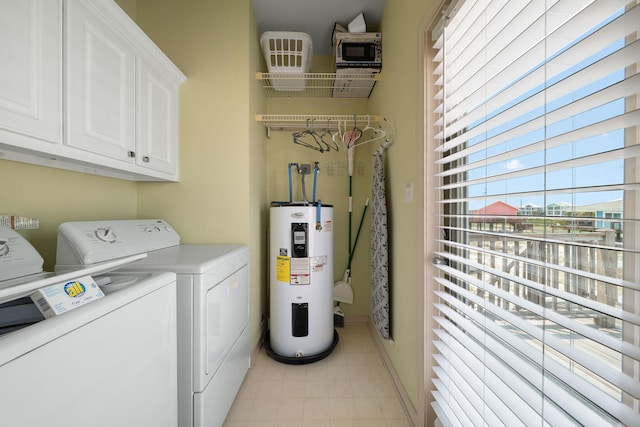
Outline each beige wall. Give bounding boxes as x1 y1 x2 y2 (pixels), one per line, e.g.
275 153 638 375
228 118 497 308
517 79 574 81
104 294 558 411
131 0 267 352
248 6 269 354
114 0 137 20
133 0 251 244
0 158 137 271
370 0 435 411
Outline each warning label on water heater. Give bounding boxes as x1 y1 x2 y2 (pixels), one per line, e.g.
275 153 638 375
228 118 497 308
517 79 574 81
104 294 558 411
276 256 290 282
290 257 310 285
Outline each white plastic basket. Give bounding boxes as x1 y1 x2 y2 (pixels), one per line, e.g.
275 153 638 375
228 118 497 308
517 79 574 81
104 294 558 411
260 31 313 91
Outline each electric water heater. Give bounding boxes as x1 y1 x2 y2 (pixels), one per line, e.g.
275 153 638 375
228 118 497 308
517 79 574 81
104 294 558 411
268 202 337 363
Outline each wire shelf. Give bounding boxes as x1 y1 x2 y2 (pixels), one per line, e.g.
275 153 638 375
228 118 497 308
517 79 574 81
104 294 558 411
256 72 380 98
256 114 381 135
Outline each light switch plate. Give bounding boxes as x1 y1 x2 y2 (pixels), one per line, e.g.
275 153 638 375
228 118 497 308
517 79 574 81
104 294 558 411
404 182 413 202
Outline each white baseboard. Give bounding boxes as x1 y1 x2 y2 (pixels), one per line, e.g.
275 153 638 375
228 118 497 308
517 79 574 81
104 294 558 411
344 314 369 324
367 320 418 427
250 327 266 368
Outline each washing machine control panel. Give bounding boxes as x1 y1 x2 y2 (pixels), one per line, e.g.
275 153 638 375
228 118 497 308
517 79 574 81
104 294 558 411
56 219 180 266
0 227 44 281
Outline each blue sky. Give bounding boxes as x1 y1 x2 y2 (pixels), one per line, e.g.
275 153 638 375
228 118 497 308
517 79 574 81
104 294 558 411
459 29 627 213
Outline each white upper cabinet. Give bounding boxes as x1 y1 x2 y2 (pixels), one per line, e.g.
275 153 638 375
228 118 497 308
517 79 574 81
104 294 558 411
0 0 62 148
0 0 186 181
65 0 136 163
136 57 179 175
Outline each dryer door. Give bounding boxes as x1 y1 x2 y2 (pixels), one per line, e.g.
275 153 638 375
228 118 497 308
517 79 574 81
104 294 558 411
193 264 249 392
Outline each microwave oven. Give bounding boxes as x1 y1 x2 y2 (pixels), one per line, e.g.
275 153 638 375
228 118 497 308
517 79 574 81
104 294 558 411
334 32 382 69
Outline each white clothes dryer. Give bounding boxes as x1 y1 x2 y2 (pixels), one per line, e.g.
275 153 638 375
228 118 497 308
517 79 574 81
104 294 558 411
56 219 250 427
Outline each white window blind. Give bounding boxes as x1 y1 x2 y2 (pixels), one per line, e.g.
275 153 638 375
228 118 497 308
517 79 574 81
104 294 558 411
430 0 640 426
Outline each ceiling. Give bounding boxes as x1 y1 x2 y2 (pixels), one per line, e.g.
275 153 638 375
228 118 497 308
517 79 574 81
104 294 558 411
251 0 386 55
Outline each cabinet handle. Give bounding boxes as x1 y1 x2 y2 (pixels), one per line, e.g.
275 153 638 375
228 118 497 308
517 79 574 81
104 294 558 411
128 151 136 158
143 156 150 163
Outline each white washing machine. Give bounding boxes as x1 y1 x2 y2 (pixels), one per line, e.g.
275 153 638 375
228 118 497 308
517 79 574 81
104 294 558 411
55 219 250 427
0 226 178 427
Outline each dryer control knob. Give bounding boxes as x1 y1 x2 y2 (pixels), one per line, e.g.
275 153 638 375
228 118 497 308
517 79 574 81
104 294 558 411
0 238 9 257
95 228 117 243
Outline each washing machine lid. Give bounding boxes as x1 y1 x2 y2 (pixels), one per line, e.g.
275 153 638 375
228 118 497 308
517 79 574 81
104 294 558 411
92 271 156 294
0 253 147 304
117 245 249 275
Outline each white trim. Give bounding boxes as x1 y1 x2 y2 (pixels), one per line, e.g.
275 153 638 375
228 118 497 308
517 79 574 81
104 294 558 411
367 319 418 427
419 1 450 425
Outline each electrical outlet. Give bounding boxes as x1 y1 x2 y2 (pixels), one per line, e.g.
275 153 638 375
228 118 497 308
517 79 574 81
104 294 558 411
298 164 311 175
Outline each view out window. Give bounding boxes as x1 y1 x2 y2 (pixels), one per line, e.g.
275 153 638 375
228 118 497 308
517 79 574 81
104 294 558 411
429 1 639 425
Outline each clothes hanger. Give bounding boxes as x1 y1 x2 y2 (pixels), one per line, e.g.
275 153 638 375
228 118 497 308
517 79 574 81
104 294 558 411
319 120 340 152
332 119 344 150
372 117 395 155
292 119 324 152
353 115 386 148
341 115 362 151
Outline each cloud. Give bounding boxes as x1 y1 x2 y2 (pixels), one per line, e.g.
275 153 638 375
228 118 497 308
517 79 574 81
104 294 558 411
505 159 523 170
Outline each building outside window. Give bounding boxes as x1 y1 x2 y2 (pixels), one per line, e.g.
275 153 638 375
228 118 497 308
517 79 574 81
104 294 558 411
546 202 573 217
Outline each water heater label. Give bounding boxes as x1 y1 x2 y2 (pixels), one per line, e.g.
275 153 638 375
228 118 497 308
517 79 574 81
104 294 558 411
276 256 290 282
311 255 327 272
290 258 310 285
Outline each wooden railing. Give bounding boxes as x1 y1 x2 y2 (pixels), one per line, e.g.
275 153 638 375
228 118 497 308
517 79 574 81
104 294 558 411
467 228 621 328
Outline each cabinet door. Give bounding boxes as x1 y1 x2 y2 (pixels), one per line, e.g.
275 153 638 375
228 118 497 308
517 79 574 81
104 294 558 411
65 0 135 162
136 57 179 176
0 0 61 146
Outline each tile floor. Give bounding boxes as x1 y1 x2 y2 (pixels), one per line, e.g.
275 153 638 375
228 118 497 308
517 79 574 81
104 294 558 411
224 323 412 427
